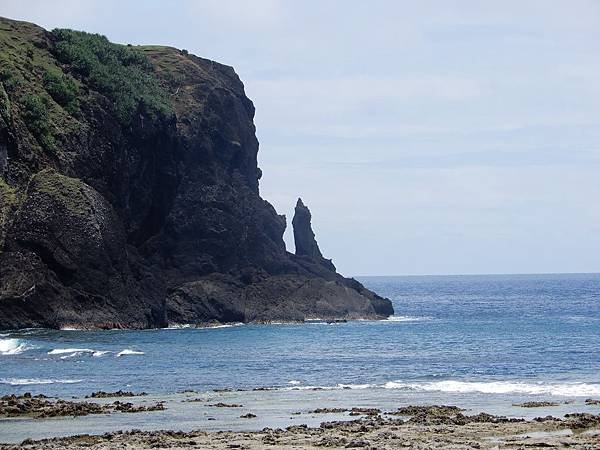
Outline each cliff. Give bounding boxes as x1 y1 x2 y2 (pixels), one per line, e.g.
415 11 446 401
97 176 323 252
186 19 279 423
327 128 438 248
0 17 393 329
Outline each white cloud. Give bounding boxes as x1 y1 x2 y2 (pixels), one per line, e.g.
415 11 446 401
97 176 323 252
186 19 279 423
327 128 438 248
1 0 599 274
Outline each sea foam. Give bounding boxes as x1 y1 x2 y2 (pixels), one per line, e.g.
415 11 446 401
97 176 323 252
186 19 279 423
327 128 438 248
275 379 600 396
116 349 145 357
48 348 96 355
48 348 112 359
382 380 600 397
0 378 82 385
385 316 432 322
0 338 32 356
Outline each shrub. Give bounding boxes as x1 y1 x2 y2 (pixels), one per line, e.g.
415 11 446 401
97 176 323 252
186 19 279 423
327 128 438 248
50 29 172 126
0 61 22 93
43 67 79 113
21 93 55 149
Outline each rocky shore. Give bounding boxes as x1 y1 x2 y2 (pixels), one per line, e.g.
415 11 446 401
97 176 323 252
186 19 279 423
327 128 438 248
0 393 164 418
1 404 598 449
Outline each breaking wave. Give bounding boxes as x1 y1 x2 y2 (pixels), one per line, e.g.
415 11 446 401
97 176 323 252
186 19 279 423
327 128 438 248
0 378 82 386
385 316 432 322
48 348 143 358
164 323 244 330
273 379 600 397
382 380 600 397
48 348 96 355
0 338 33 356
116 349 145 357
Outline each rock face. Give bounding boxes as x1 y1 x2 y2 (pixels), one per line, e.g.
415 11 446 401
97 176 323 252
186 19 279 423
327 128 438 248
0 17 393 329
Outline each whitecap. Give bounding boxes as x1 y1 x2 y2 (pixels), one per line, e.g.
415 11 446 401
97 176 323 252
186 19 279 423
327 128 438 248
116 349 145 357
382 380 600 397
281 383 374 391
287 380 302 385
48 348 95 355
336 383 374 390
202 323 244 329
0 378 82 385
0 338 33 355
49 348 112 358
385 316 432 322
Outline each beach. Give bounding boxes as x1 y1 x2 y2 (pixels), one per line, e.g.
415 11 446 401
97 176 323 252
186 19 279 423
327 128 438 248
1 389 599 448
1 392 599 449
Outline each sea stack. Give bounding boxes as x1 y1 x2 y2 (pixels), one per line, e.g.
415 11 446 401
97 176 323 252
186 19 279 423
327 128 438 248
292 198 336 272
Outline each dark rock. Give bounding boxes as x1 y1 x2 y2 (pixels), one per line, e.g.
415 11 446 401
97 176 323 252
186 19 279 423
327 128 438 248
111 401 165 413
311 408 348 414
292 198 336 272
387 405 463 416
87 391 147 399
208 403 243 408
514 401 559 408
349 407 381 416
240 413 257 419
564 413 600 429
0 395 164 418
0 17 393 330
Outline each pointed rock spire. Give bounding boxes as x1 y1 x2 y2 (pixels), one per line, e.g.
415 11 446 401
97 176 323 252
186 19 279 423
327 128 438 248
292 198 336 272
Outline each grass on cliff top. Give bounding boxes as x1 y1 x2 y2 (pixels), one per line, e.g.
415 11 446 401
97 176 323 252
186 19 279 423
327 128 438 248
137 45 233 121
0 17 83 151
51 29 173 125
0 16 174 157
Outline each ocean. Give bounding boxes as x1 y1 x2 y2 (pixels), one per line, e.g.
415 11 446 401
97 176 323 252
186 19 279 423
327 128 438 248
1 273 599 441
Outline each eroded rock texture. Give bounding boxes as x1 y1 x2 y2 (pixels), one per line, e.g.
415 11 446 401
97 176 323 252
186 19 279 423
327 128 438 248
292 198 336 272
0 17 393 329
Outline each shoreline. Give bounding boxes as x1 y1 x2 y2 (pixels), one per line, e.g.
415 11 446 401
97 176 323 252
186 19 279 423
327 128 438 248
1 317 393 333
1 400 598 449
1 390 599 448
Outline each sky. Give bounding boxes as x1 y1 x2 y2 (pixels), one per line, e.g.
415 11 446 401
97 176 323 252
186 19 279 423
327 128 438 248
1 1 599 276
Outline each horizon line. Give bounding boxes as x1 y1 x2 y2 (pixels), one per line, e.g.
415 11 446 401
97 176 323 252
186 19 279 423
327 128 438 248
354 271 600 278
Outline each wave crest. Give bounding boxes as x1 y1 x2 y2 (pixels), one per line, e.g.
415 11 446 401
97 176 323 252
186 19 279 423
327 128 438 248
116 349 144 357
0 338 33 356
386 316 432 322
0 378 82 385
383 380 600 397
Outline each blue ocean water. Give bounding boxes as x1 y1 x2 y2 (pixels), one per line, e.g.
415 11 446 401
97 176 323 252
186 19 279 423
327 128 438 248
1 274 599 399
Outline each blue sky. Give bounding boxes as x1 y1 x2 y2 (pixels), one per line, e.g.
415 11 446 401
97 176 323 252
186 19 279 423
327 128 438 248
2 1 599 275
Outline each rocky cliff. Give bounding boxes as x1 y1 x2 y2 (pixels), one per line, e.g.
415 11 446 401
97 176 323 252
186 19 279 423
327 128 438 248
0 17 393 329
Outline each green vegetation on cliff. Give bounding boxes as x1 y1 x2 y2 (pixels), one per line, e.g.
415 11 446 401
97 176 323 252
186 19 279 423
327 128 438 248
30 169 92 217
51 29 173 125
0 179 18 252
0 17 173 159
0 18 81 152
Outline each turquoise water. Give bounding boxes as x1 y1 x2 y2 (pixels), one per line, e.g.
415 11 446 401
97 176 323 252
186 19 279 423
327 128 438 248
1 274 599 398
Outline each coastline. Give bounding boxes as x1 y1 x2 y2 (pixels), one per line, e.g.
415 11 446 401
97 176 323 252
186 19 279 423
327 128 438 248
1 392 598 449
0 317 381 333
6 418 599 450
1 388 599 448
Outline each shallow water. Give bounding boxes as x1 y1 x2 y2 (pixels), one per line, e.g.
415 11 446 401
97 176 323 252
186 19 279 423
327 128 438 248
1 273 599 441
